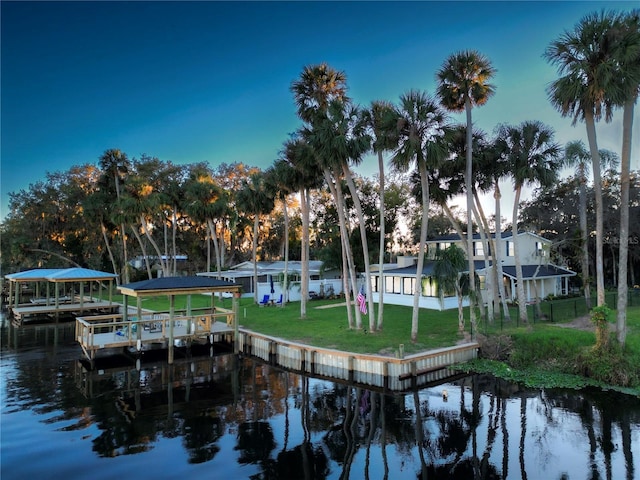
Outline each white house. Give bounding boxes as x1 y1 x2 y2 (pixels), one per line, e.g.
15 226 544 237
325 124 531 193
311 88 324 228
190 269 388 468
368 231 575 310
198 260 343 302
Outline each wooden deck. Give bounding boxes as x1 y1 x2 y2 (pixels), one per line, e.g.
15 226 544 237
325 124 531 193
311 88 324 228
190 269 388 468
12 300 119 322
76 309 235 362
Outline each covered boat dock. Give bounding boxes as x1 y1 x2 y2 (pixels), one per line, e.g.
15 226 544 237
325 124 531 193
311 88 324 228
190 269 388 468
75 276 242 367
6 268 119 322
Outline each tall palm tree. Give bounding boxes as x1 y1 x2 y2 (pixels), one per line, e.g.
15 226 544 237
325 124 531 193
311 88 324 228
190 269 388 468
390 90 449 342
364 100 397 331
184 165 228 277
544 10 624 307
436 50 496 333
98 148 131 283
562 140 594 308
497 121 562 324
614 10 640 346
291 64 355 322
236 172 276 303
310 100 375 329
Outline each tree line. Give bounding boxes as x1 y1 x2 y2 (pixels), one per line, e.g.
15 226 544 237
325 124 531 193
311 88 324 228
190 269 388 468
2 8 638 346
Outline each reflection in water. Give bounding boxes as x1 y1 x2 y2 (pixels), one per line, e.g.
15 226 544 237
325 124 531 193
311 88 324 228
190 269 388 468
1 317 639 480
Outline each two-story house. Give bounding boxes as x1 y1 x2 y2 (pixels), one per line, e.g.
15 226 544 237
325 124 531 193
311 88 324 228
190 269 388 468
368 231 575 310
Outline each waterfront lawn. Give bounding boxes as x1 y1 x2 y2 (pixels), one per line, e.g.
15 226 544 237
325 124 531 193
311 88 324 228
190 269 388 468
108 291 640 365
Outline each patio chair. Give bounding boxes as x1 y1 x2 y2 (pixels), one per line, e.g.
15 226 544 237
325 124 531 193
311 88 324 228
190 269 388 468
259 294 271 307
275 294 284 307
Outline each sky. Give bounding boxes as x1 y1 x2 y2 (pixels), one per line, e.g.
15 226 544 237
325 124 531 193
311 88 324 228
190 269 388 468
1 0 639 224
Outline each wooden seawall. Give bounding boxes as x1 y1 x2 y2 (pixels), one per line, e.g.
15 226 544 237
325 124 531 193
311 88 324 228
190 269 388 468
238 330 479 392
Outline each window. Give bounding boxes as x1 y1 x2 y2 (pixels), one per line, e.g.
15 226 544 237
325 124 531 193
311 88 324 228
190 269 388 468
403 277 415 295
474 242 484 257
421 277 437 297
506 241 515 257
437 242 452 251
535 241 546 257
386 276 402 294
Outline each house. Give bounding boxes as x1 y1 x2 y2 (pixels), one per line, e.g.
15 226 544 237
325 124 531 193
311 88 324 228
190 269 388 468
369 232 575 310
197 260 343 302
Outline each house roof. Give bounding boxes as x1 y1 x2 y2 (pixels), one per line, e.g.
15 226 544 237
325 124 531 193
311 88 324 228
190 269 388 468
381 261 486 277
118 276 241 297
427 231 549 243
499 265 576 280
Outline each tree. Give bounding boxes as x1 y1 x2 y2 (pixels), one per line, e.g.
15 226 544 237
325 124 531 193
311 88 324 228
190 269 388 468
434 244 469 333
236 172 276 303
98 148 131 283
390 90 449 342
364 100 397 331
544 10 624 307
291 63 356 324
437 50 496 334
496 121 562 324
614 10 640 346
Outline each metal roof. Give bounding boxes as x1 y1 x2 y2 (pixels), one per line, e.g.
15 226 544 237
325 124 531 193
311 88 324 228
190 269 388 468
500 265 576 280
6 268 117 282
118 276 242 297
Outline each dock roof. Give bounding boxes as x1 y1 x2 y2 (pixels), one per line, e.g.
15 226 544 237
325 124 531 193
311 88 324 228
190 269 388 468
118 276 242 297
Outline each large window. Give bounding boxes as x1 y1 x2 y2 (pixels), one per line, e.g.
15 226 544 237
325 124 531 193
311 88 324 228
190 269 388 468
421 277 437 297
403 277 415 295
386 276 402 294
474 242 484 257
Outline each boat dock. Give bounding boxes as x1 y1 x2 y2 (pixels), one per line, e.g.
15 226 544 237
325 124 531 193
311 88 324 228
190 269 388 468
12 298 120 323
75 309 235 363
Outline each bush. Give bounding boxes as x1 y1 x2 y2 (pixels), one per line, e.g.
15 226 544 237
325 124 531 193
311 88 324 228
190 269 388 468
577 342 640 388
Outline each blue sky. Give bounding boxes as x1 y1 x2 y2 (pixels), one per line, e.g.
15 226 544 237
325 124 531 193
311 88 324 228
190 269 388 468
2 1 638 222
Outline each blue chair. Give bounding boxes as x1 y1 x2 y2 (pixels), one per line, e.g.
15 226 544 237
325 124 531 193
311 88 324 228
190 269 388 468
275 294 284 307
259 294 270 307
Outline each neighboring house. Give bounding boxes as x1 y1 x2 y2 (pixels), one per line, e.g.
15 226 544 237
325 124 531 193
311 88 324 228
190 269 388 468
369 232 575 311
198 260 343 301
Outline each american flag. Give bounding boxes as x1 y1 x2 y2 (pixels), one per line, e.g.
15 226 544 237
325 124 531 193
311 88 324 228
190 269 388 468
357 285 367 315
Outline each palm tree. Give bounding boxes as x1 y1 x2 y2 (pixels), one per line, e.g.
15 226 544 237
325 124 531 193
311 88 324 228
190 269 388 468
434 244 469 333
310 100 375 329
390 90 449 342
98 148 131 283
364 100 397 331
436 50 496 333
236 172 276 304
544 10 624 307
615 10 640 346
184 165 228 277
291 64 357 323
563 140 593 308
496 121 562 324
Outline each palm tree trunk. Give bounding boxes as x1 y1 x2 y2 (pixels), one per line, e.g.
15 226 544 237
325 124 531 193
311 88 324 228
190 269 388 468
465 100 477 334
343 165 376 330
100 222 119 283
325 169 361 329
300 187 309 318
494 183 510 321
585 112 605 306
472 198 494 322
130 225 153 279
474 189 499 319
616 96 633 345
207 219 222 279
412 161 430 342
140 215 169 277
252 215 259 304
283 195 290 303
513 187 528 324
579 176 592 309
377 150 386 331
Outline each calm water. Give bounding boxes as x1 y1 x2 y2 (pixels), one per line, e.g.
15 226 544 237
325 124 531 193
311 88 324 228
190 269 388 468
1 316 639 480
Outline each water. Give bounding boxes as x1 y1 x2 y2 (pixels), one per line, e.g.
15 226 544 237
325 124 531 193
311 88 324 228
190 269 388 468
1 316 639 480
